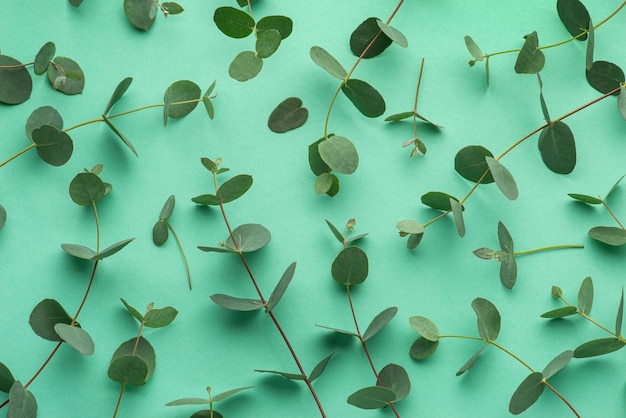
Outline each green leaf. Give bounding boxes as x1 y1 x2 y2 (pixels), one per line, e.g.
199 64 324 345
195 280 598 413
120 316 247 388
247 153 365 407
473 247 495 260
217 174 253 203
164 80 201 124
315 324 358 337
308 350 335 382
213 6 255 38
486 157 518 200
229 51 263 82
586 19 594 71
46 56 84 95
310 46 347 80
266 262 297 313
31 125 73 166
124 0 156 30
605 174 625 201
153 221 168 245
227 223 271 253
406 233 423 249
104 77 133 115
210 294 265 311
108 337 156 386
144 306 178 328
472 297 500 341
408 316 439 342
346 232 368 245
325 174 340 197
586 61 625 95
54 324 94 355
7 381 37 418
69 0 84 6
618 85 626 121
165 398 210 406
574 337 626 358
314 173 333 194
61 243 97 260
499 254 518 289
363 307 397 342
379 364 410 401
375 19 408 48
309 137 330 175
159 195 175 220
257 15 292 39
102 114 138 157
95 238 135 260
464 35 484 61
577 276 593 315
255 29 281 58
396 220 425 249
542 350 573 380
616 288 624 337
557 0 590 40
498 221 514 253
421 192 463 211
0 55 32 104
568 193 602 204
588 226 626 246
454 145 495 183
509 372 545 415
540 306 578 319
331 246 368 285
254 369 305 380
120 298 144 323
456 343 488 376
191 411 224 418
192 194 220 206
538 121 577 174
29 299 73 341
161 2 183 14
341 78 385 118
409 337 439 360
197 246 234 254
318 135 358 174
349 17 392 58
326 220 345 243
347 386 396 409
0 363 15 393
450 198 465 237
537 73 551 122
514 31 545 74
268 97 308 133
385 111 414 122
552 286 563 298
25 106 63 141
69 172 105 205
202 96 215 120
34 41 56 76
211 386 255 402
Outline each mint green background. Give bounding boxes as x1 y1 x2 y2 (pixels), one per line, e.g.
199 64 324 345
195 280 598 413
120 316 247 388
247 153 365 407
1 1 625 417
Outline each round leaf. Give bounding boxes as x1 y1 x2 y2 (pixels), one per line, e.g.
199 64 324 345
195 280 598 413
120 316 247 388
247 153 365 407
108 336 156 386
0 55 32 105
31 125 73 166
226 224 271 253
213 6 255 38
229 51 263 82
34 41 56 75
408 316 439 342
341 78 385 118
69 172 105 205
318 135 359 174
25 106 63 141
124 0 156 30
54 324 94 355
29 299 73 341
268 97 308 133
538 121 576 174
349 17 392 58
409 337 439 360
217 174 253 203
588 226 626 246
509 372 545 415
256 15 292 39
586 61 625 95
46 56 84 95
331 246 368 285
255 29 281 58
379 364 410 402
454 145 495 183
164 80 201 119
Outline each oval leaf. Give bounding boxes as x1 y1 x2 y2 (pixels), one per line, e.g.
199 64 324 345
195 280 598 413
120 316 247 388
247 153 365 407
268 97 308 133
144 306 178 328
54 323 94 355
509 372 545 415
120 298 144 323
485 156 519 200
331 246 368 285
226 223 271 253
540 306 578 319
217 174 253 203
256 29 281 58
310 46 347 80
577 276 593 315
34 41 56 76
31 125 73 166
29 299 73 341
308 350 335 383
408 316 439 342
375 19 408 48
557 0 590 40
104 77 133 115
7 381 37 418
213 6 255 38
456 343 488 376
421 192 463 211
309 137 330 175
341 78 385 118
618 85 626 121
95 238 135 260
472 297 500 341
379 363 410 402
538 121 576 174
349 17 392 58
500 255 518 289
0 362 15 393
108 336 155 385
25 106 63 141
318 135 358 174
0 55 32 105
61 243 97 260
588 226 626 246
542 350 574 380
210 294 265 312
409 337 438 360
464 35 484 61
568 193 602 205
257 15 292 39
347 386 396 409
229 51 263 82
159 195 175 220
450 198 465 237
454 145 495 183
314 173 333 195
69 172 105 205
124 0 156 30
153 220 169 246
46 56 84 95
266 262 297 313
363 307 397 342
574 337 626 358
497 221 514 253
586 61 625 95
164 80 201 121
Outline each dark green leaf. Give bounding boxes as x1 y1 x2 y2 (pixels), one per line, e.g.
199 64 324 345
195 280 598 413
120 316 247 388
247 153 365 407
456 343 488 376
267 262 297 312
618 85 626 121
192 194 220 206
0 363 15 393
325 174 340 197
557 0 590 40
539 122 577 174
514 31 545 74
325 219 345 243
124 0 156 30
226 223 271 253
574 337 626 358
384 111 414 122
500 255 518 289
486 157 518 200
153 221 168 247
379 364 410 401
588 226 626 246
348 386 396 409
31 125 73 166
108 337 155 386
210 294 265 311
164 80 201 124
540 306 577 319
406 233 424 249
144 306 178 328
409 337 439 360
315 324 358 337
310 46 347 80
568 193 602 204
191 411 224 418
450 198 465 237
586 19 594 70
61 243 97 260
542 350 573 380
421 191 463 211
577 276 593 315
498 221 514 253
308 350 335 382
309 137 330 175
214 6 255 38
54 324 94 355
0 55 32 104
509 372 545 415
331 246 368 285
229 51 263 82
254 369 305 380
104 77 133 115
341 78 385 118
211 386 254 403
318 135 358 174
69 0 84 6
217 174 253 203
257 15 292 39
102 114 138 157
268 97 308 133
537 73 551 122
7 381 37 418
586 61 625 95
464 35 484 61
256 29 281 58
34 42 56 76
375 19 407 48
472 297 500 341
363 307 397 342
159 195 175 220
25 106 63 141
95 238 135 260
29 299 73 341
47 56 84 95
473 247 495 260
454 145 495 183
349 17 392 58
69 172 104 205
617 288 624 337
120 298 144 323
197 246 234 254
161 2 183 14
409 316 439 342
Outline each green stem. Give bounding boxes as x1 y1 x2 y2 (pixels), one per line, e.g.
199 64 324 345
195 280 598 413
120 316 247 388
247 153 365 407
0 143 36 168
0 62 34 69
542 380 581 418
558 297 621 338
514 244 584 257
412 58 426 141
602 201 626 231
167 222 192 290
111 382 126 418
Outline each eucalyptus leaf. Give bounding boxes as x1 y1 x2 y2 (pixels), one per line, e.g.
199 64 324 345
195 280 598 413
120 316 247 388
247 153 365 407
0 55 32 104
498 221 514 253
568 193 602 204
197 246 234 254
309 137 330 175
473 247 494 260
509 372 545 415
153 221 168 251
537 73 551 122
144 306 178 328
375 19 408 48
331 246 369 285
347 386 396 409
29 299 73 341
349 17 392 58
409 337 439 360
61 243 97 260
310 46 347 80
95 238 135 260
362 307 397 342
102 114 138 157
314 173 333 195
450 198 465 237
499 255 518 289
217 174 253 204
254 370 305 381
108 336 155 385
165 398 210 406
161 2 183 15
341 78 385 118
552 286 563 298
540 306 577 319
588 226 626 246
202 96 215 120
485 157 518 200
255 29 281 59
574 337 625 358
464 35 484 61
213 6 255 38
120 298 144 323
159 195 175 220
577 276 593 315
226 223 271 253
211 386 255 402
25 106 63 141
379 363 410 401
308 350 335 382
618 85 626 121
191 411 224 418
514 31 545 74
605 174 625 200
0 362 15 393
385 111 414 122
315 324 358 337
557 0 590 40
104 77 133 115
229 51 263 82
54 323 94 355
31 125 73 166
454 145 495 183
268 97 308 133
7 381 37 418
124 0 156 30
34 41 56 76
456 343 488 376
266 262 297 313
210 294 265 311
586 61 625 95
616 288 624 337
325 219 345 243
257 15 293 39
586 19 594 71
408 316 439 342
421 192 463 211
164 80 201 123
325 174 340 197
472 297 500 342
69 172 105 205
538 121 576 174
318 135 359 174
542 350 573 380
47 56 84 95
192 194 220 206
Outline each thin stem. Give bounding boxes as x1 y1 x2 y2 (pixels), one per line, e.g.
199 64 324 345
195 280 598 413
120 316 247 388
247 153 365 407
412 58 426 140
111 382 126 418
543 380 581 418
0 144 36 169
487 340 535 373
0 62 34 69
514 244 584 257
167 222 192 290
558 297 621 338
602 201 626 231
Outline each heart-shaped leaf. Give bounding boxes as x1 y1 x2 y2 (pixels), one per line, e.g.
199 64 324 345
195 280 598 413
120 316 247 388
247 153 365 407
331 246 368 285
268 97 308 133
